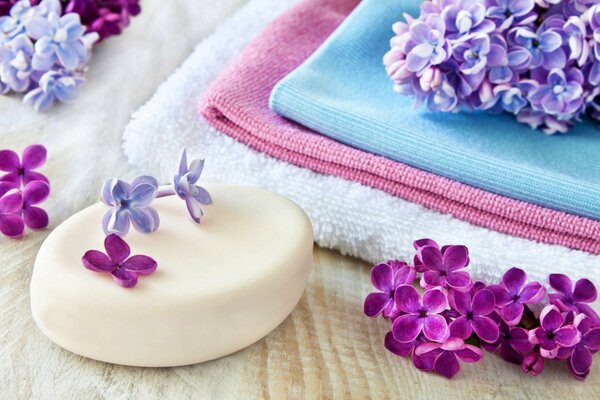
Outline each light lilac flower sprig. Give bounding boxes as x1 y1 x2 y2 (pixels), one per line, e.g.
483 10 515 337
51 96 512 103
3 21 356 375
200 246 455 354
84 148 211 288
0 144 50 237
0 0 141 111
384 0 600 134
364 238 600 380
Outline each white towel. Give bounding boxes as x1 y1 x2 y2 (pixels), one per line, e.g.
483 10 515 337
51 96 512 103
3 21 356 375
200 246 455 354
122 0 600 286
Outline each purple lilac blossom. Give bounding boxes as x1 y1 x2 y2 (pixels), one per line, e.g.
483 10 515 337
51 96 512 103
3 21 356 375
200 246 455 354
364 260 416 318
416 243 472 292
82 234 157 288
448 288 499 342
173 148 212 224
548 273 600 324
22 68 84 111
100 175 160 237
0 33 34 92
488 267 545 325
528 305 581 358
557 313 600 380
0 144 47 185
414 337 484 379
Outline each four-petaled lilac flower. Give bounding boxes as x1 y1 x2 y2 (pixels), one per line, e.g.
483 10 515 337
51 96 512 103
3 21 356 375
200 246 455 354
414 337 484 379
392 285 450 343
405 14 449 73
449 288 499 342
21 179 49 229
173 148 212 224
482 314 532 363
101 175 159 236
416 242 472 292
453 33 501 76
486 0 535 31
0 143 47 185
364 260 416 318
442 0 495 36
489 267 545 325
509 16 565 70
0 33 34 92
548 273 599 325
528 68 583 117
0 184 23 237
22 68 84 111
557 314 600 380
528 305 581 358
82 233 157 288
26 11 90 70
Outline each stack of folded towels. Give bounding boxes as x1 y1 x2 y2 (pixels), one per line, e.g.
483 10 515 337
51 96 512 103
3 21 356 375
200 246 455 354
123 0 600 283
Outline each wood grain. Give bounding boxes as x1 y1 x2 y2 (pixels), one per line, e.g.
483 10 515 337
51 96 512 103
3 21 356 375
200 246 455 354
1 0 599 398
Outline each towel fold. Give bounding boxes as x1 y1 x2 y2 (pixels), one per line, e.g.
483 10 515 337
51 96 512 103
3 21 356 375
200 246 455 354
123 0 600 284
200 0 600 254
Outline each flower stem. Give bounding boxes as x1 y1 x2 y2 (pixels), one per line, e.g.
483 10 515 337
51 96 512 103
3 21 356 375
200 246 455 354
157 185 175 198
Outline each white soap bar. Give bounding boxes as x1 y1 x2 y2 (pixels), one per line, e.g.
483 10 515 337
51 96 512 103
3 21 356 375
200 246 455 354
30 184 313 367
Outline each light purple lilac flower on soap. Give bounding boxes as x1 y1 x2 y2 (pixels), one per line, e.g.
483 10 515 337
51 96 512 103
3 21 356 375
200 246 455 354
364 238 600 380
384 0 600 134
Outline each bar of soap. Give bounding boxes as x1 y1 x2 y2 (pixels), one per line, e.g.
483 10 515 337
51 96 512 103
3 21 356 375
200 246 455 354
30 184 313 367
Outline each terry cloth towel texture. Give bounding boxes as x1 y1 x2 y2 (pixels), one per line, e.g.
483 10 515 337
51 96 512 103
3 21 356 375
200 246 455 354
201 0 600 255
122 0 600 285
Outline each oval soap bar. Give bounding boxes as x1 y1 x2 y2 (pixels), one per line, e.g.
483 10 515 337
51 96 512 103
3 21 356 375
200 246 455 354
30 184 313 367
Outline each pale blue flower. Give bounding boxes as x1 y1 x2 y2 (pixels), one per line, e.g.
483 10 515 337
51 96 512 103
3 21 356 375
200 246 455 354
528 68 583 118
173 148 212 224
0 33 34 92
0 0 60 38
100 176 160 236
22 68 84 111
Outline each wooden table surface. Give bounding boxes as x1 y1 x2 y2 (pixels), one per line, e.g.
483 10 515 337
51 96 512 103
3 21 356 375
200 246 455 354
1 1 599 399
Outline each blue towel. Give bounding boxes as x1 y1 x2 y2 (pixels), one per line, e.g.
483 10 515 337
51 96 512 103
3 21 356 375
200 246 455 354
269 0 600 221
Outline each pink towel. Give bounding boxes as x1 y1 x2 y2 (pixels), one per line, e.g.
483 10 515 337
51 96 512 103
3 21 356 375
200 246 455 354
200 0 600 254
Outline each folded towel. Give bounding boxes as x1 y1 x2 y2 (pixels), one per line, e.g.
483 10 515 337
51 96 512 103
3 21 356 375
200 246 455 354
122 0 600 284
200 0 600 255
270 0 600 226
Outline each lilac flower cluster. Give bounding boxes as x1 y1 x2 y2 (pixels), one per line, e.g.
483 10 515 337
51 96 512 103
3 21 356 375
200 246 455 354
364 238 600 379
384 0 600 134
0 144 50 237
86 149 211 288
0 0 140 111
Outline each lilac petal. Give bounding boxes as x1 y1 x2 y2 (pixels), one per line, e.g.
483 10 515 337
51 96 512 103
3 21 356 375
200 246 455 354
541 306 563 332
129 183 157 207
488 284 512 306
434 351 460 379
449 290 471 315
0 189 23 214
187 159 205 183
111 180 131 203
472 289 495 315
178 148 188 177
0 172 20 185
185 196 202 224
548 274 573 296
442 245 469 271
130 176 159 190
371 263 393 292
449 316 472 339
364 292 392 317
23 206 48 229
104 234 130 264
499 342 524 364
129 207 158 234
111 268 138 288
510 327 533 354
23 180 49 205
105 209 130 236
423 315 450 342
584 328 600 349
392 314 422 343
121 255 157 275
395 264 416 286
446 271 472 291
503 267 526 294
419 246 444 271
22 170 49 185
576 304 600 324
81 250 114 272
519 282 545 303
413 348 439 371
553 326 579 347
423 270 446 288
395 285 421 313
413 239 438 250
21 144 46 169
384 331 414 357
501 301 524 325
455 345 483 362
101 179 115 206
414 341 441 356
472 316 500 343
423 288 448 313
572 279 597 303
538 31 561 53
0 214 25 237
0 149 19 172
0 182 18 197
193 185 212 205
570 346 593 375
